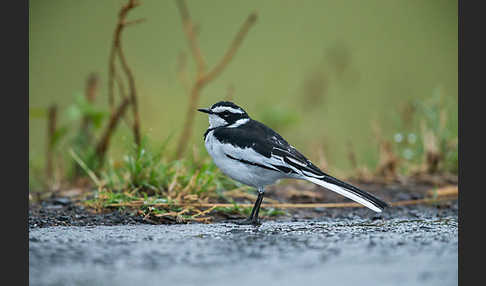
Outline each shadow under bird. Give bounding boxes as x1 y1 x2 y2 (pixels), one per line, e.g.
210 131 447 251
198 101 389 225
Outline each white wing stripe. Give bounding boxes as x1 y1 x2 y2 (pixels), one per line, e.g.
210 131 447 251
270 155 302 174
302 170 325 178
286 156 308 167
221 143 325 179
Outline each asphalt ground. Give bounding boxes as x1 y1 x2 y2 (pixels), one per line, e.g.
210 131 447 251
29 201 458 286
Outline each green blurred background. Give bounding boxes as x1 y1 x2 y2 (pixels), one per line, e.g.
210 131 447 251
29 0 457 177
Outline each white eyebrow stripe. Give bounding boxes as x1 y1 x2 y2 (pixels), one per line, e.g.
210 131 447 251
211 106 244 114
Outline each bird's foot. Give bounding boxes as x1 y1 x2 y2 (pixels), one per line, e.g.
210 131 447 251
234 218 261 226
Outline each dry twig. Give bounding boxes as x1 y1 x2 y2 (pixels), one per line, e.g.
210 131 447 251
46 104 58 185
107 0 145 146
421 121 441 174
106 196 456 210
92 0 145 166
174 0 258 158
95 97 131 163
372 122 399 180
80 73 100 143
106 183 458 211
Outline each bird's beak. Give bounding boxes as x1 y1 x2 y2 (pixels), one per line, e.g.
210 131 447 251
197 108 213 114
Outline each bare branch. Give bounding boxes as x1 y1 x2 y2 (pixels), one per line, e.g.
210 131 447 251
100 0 144 166
175 0 206 73
80 73 100 144
175 4 258 158
202 12 258 86
176 51 191 95
107 0 144 145
85 73 100 103
117 30 142 145
95 97 131 164
123 18 147 26
114 72 134 128
108 47 118 112
114 72 127 100
108 0 140 111
46 104 57 183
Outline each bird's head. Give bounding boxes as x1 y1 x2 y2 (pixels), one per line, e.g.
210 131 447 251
198 101 249 128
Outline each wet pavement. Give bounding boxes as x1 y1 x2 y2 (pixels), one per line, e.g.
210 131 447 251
29 206 458 286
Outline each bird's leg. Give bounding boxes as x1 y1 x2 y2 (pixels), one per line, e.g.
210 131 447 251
253 189 264 223
236 188 264 226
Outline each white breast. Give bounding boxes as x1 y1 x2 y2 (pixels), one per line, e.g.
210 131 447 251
204 130 285 188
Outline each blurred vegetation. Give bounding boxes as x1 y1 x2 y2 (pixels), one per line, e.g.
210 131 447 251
29 0 457 222
80 136 289 222
389 86 458 175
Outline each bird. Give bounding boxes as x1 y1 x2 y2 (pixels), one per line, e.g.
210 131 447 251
198 101 389 225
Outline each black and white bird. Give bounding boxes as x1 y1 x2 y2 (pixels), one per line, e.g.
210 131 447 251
198 101 389 225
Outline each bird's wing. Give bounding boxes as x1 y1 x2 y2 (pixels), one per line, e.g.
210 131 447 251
264 132 389 211
213 120 389 212
213 120 324 177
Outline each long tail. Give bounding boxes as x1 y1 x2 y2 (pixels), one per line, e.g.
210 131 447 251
306 176 389 213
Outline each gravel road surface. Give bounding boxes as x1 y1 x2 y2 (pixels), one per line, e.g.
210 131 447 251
29 204 458 286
